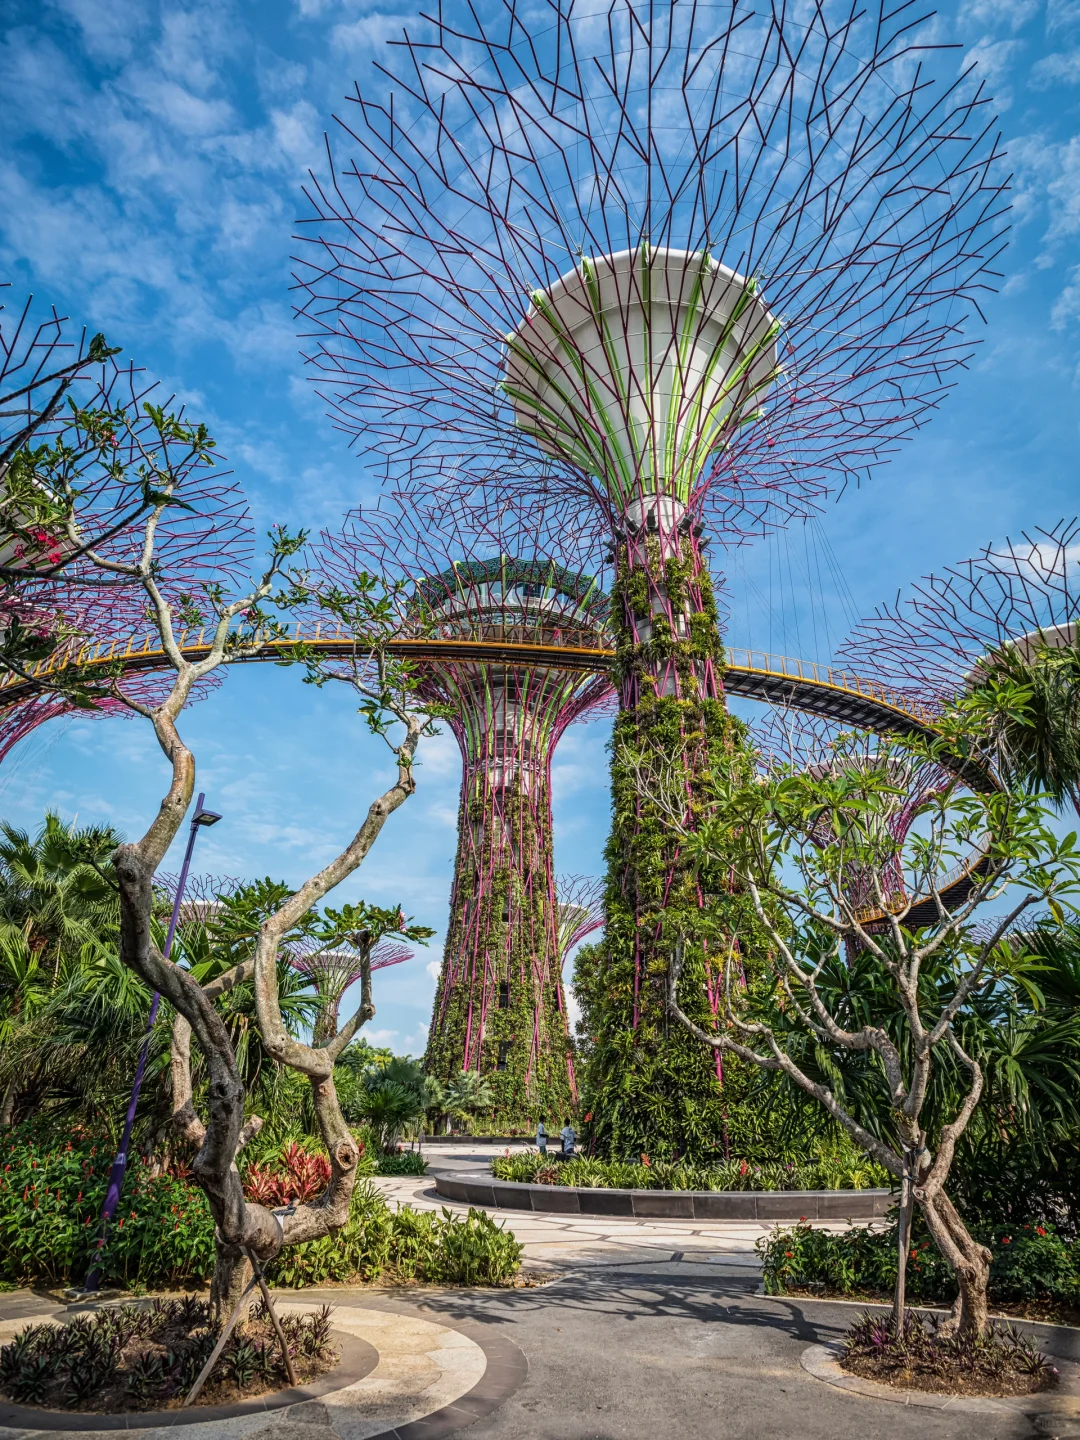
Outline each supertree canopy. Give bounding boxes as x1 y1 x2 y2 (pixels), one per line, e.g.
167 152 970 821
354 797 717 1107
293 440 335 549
289 938 413 1045
839 519 1080 705
295 0 1007 1158
312 496 614 1123
556 875 606 973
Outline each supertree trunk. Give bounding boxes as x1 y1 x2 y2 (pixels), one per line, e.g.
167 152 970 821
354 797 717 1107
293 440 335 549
427 755 574 1127
578 510 766 1160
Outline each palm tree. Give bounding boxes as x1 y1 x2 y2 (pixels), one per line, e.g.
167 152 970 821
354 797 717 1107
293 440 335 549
443 1069 496 1132
0 812 123 1126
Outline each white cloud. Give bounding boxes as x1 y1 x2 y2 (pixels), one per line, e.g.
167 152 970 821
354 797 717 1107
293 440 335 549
1031 48 1080 85
959 0 1039 31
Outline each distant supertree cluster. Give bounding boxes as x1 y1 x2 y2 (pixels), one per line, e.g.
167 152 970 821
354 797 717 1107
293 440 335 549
288 937 413 1044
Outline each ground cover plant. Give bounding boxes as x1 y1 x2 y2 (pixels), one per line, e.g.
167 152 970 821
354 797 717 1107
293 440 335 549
839 1310 1059 1398
0 1297 336 1412
759 1218 1080 1325
491 1150 887 1191
0 1134 515 1290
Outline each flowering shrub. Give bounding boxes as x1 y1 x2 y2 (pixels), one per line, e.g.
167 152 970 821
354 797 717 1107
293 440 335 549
0 1134 517 1291
758 1217 1080 1310
0 1137 215 1288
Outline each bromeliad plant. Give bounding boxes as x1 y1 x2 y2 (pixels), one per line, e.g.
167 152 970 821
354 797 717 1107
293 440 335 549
655 724 1080 1337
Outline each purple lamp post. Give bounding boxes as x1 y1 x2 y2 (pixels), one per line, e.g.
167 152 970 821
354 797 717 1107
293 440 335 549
82 792 221 1293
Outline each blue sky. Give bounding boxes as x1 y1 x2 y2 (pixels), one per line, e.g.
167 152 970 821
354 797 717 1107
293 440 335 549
0 0 1078 1056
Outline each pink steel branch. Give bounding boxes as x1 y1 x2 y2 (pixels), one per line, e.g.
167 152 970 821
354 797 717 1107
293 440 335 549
839 519 1080 707
293 0 1008 555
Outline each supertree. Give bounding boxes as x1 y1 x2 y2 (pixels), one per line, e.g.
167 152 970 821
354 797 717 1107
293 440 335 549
294 0 1008 1157
751 707 953 951
555 875 606 972
839 519 1080 706
310 493 614 1122
0 665 225 768
288 938 414 1045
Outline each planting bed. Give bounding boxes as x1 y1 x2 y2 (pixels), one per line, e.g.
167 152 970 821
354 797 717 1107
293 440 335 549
0 1298 357 1419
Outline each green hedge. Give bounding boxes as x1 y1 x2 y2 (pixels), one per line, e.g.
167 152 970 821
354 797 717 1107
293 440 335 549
491 1150 889 1191
375 1151 429 1177
758 1217 1080 1310
0 1136 518 1291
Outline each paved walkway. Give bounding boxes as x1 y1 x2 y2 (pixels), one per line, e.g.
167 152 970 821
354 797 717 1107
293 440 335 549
375 1143 857 1276
1 1275 1077 1440
1 1149 1075 1438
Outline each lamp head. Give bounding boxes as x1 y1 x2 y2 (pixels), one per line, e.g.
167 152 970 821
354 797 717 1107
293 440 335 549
194 809 222 828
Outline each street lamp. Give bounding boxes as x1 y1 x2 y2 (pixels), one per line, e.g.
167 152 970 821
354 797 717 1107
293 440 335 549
81 793 222 1293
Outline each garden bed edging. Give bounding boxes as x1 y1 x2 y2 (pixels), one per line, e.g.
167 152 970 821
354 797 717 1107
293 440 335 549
433 1173 892 1220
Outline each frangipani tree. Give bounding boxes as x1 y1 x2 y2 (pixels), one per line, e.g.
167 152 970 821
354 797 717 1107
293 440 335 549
28 407 445 1328
651 726 1080 1336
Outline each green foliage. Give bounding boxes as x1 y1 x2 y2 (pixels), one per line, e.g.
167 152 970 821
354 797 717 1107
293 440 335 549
758 1216 1080 1310
490 1149 888 1190
580 537 796 1160
0 1297 335 1411
957 637 1080 813
0 1135 215 1288
267 1179 521 1287
375 1150 429 1176
0 1133 514 1290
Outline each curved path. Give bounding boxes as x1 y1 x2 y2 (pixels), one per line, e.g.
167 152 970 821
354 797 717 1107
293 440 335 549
0 623 994 922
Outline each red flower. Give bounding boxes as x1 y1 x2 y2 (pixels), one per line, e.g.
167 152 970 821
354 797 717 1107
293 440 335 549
641 1154 650 1167
1001 1236 1011 1244
784 1250 794 1258
799 1217 808 1224
584 1113 593 1122
1036 1226 1047 1237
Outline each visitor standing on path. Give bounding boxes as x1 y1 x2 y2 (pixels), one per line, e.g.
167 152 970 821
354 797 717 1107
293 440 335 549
536 1119 547 1156
560 1120 576 1161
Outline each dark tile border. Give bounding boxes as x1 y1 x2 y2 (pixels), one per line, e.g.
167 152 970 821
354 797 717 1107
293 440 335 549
0 1329 378 1431
351 1296 529 1440
434 1173 892 1221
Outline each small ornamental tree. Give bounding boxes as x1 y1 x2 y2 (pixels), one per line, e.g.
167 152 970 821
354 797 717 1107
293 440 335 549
652 725 1080 1337
33 415 442 1320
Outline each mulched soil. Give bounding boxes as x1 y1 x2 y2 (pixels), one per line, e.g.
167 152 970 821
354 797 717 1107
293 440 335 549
840 1350 1059 1398
1 1315 338 1414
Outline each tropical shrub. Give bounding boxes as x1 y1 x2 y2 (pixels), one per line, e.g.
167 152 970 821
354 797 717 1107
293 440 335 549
0 1297 336 1411
242 1143 334 1206
490 1149 889 1191
0 1134 516 1290
0 1136 215 1288
267 1180 521 1287
758 1217 1080 1311
375 1151 428 1177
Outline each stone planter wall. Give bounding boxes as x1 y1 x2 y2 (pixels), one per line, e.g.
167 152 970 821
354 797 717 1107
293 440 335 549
433 1173 892 1220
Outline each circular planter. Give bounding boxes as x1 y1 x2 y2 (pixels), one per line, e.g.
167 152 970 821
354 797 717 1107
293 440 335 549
0 1329 377 1431
434 1172 892 1220
801 1340 1080 1421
